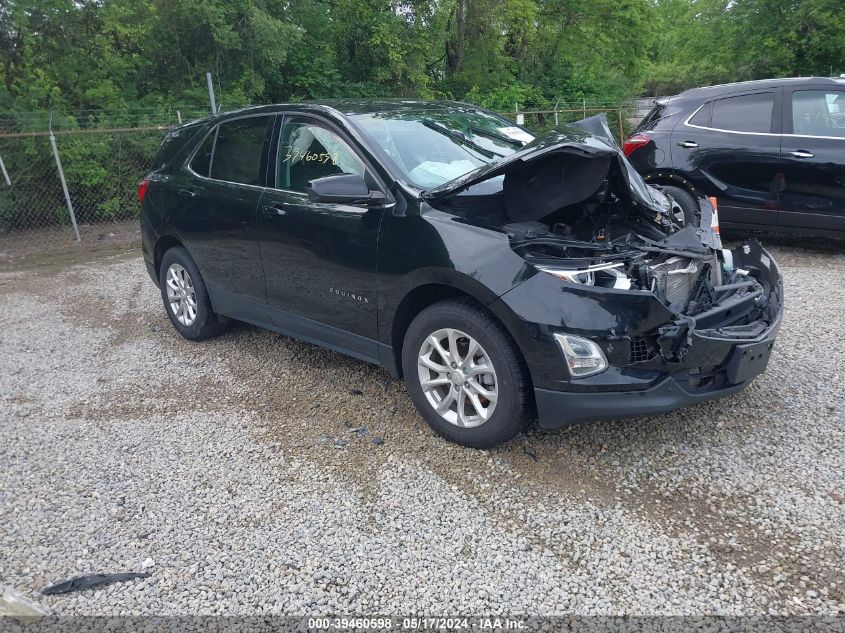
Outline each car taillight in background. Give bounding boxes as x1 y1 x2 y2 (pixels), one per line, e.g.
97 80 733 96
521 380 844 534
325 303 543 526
137 178 150 203
622 134 650 157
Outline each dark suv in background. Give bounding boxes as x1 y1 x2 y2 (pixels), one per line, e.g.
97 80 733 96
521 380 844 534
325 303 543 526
624 77 845 235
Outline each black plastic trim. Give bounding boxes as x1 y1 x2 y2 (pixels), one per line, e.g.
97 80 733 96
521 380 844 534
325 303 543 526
209 287 382 367
535 376 750 429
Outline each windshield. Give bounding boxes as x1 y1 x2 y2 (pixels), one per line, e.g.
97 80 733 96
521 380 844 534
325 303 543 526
351 108 534 188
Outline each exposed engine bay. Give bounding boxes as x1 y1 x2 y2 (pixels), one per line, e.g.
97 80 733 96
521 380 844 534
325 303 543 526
501 207 780 345
427 116 781 366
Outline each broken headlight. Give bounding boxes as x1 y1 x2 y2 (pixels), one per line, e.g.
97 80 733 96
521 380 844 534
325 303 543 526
553 333 609 378
537 262 632 290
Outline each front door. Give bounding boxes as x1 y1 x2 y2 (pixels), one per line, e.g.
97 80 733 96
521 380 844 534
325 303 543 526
176 115 274 320
779 86 845 232
673 90 782 227
258 115 385 362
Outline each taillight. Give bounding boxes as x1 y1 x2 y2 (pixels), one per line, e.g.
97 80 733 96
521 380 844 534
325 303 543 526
622 134 650 157
137 178 150 204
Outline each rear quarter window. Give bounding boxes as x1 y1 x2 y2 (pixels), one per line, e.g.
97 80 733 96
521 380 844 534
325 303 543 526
151 122 204 171
688 101 712 127
636 102 675 132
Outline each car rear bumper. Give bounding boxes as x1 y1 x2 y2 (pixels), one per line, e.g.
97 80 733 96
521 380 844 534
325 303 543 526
534 332 777 428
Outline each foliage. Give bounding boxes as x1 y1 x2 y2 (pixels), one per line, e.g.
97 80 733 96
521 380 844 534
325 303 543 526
2 0 842 113
0 0 843 231
643 0 845 96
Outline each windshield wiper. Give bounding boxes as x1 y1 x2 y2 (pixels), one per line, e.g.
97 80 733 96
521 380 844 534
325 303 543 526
468 126 524 148
421 119 506 158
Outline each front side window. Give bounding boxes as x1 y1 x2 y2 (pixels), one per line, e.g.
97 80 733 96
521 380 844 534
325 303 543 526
710 93 774 133
792 90 845 138
277 122 365 192
208 116 273 185
350 108 532 188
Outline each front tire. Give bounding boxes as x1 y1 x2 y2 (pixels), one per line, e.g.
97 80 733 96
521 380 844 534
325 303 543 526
159 246 228 340
402 299 532 449
662 185 699 227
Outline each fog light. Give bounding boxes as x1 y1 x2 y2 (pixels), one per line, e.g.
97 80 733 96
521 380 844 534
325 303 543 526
553 333 609 378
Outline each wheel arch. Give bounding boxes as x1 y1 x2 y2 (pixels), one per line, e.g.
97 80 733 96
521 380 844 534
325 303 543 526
643 171 704 199
153 234 185 281
389 282 533 395
390 283 470 377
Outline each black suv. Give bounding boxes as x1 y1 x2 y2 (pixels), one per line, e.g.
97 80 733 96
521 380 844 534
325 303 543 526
625 77 845 235
140 100 782 448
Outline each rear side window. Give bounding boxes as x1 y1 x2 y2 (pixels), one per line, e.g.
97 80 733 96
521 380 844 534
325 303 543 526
688 101 712 127
710 93 774 133
209 116 273 185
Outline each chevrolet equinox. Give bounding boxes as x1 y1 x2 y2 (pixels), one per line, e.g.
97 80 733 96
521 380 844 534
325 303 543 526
140 100 783 448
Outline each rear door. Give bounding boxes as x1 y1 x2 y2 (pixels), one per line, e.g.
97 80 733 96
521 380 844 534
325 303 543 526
779 86 845 231
256 114 386 362
672 90 782 227
177 115 274 321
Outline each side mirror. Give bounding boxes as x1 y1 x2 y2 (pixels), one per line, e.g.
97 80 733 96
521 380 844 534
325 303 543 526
306 173 387 206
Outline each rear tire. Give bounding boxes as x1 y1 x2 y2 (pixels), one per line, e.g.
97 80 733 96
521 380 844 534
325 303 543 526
662 185 699 227
402 299 532 449
159 246 228 340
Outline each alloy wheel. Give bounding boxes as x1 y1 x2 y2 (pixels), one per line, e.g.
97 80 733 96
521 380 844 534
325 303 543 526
417 328 498 428
165 263 197 326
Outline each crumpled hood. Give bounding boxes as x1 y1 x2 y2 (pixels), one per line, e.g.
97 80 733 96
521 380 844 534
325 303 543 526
422 114 667 220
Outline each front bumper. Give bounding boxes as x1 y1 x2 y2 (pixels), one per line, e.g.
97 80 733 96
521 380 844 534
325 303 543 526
494 239 783 429
534 335 776 427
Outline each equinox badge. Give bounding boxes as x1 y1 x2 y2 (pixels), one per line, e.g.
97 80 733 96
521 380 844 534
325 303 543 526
329 287 369 304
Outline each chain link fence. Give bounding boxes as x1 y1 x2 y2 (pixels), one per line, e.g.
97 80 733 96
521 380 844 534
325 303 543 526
0 102 638 265
0 107 207 265
499 102 635 141
0 130 164 252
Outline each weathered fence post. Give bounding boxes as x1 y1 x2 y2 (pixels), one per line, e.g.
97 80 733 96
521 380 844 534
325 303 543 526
48 117 81 242
617 108 625 145
206 72 218 115
0 154 10 186
554 98 560 126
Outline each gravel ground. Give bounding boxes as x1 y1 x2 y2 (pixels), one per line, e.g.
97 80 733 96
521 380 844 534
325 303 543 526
1 239 843 617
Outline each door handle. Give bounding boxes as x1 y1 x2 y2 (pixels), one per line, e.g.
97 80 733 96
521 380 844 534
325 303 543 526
677 140 699 149
789 150 814 159
261 204 287 217
178 188 198 198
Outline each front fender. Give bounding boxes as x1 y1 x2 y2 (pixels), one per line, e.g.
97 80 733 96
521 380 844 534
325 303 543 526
376 207 536 345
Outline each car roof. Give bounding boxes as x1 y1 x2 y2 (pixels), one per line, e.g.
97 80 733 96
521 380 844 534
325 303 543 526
674 76 845 101
208 99 487 123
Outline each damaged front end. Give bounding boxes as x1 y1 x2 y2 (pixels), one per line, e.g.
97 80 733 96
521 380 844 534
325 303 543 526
424 115 783 424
